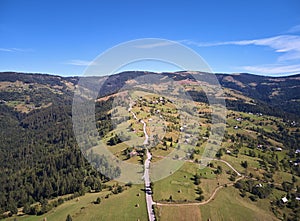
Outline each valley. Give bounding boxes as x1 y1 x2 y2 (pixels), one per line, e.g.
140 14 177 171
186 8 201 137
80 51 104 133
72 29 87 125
0 71 300 221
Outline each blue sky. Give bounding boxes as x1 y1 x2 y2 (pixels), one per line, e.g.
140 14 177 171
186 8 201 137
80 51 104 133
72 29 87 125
1 0 300 76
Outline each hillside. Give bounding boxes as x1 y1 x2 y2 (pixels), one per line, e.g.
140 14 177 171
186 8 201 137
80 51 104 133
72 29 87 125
0 72 105 218
1 71 300 119
217 73 300 119
0 71 300 220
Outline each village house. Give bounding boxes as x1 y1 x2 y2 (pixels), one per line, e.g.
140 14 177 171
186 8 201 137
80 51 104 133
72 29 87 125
256 183 263 188
257 144 263 148
281 196 288 203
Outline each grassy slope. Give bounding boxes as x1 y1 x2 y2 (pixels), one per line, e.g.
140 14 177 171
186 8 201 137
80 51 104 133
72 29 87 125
153 161 233 202
200 186 279 221
153 162 198 202
6 185 147 221
156 205 202 221
155 184 279 221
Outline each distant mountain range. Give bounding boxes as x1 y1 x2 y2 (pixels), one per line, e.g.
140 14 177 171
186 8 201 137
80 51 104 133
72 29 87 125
1 71 300 119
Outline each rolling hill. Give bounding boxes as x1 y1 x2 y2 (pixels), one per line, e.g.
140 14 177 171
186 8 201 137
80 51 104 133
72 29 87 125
0 71 299 220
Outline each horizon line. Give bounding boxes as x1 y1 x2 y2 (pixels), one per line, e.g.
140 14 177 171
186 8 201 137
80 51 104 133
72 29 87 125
0 70 300 78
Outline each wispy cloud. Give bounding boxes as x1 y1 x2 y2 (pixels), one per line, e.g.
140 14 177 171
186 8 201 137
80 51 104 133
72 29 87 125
0 48 13 52
183 35 300 61
241 64 300 75
134 41 175 49
65 59 95 66
0 47 30 52
287 25 300 34
182 34 300 75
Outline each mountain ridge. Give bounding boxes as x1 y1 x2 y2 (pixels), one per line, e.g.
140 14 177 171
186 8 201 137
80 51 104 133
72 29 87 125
1 71 299 120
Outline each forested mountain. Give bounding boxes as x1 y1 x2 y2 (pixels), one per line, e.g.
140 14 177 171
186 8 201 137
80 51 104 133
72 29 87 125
0 71 299 218
217 73 300 119
0 72 104 217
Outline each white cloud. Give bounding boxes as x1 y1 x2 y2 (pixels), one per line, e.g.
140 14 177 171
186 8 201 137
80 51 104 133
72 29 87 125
241 64 300 75
65 59 95 66
287 25 300 34
134 41 175 49
183 35 300 61
0 48 13 52
0 48 29 52
182 33 300 75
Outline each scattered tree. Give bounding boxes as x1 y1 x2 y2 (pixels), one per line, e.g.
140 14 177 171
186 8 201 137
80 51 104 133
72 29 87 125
66 214 72 221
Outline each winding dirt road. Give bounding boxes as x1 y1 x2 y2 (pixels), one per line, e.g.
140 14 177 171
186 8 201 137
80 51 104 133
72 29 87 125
215 159 241 176
156 159 244 207
128 99 243 216
156 176 244 206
